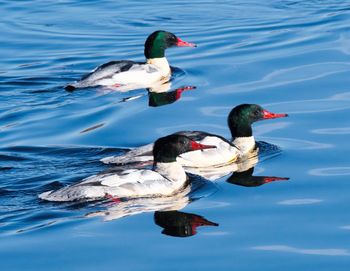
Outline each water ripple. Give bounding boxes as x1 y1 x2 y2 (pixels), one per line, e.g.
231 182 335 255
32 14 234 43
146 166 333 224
211 63 350 94
1 0 350 267
312 127 350 135
278 198 323 205
253 245 350 256
265 91 350 114
309 167 350 176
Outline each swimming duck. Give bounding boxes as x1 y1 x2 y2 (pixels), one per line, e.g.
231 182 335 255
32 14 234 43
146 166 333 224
39 134 215 202
65 30 196 91
101 104 288 168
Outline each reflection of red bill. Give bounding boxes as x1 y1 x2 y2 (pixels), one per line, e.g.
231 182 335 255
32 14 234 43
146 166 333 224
175 86 196 99
263 177 290 184
191 215 219 235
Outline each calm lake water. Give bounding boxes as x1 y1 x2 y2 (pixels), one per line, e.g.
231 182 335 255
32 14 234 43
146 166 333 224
1 0 350 270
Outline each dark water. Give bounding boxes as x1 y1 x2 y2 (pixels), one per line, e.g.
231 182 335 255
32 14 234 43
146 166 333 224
1 0 350 270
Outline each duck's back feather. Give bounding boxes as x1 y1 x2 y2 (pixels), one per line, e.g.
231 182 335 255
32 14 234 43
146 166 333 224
66 60 148 89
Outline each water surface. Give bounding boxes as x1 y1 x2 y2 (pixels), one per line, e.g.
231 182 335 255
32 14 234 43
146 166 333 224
1 0 350 270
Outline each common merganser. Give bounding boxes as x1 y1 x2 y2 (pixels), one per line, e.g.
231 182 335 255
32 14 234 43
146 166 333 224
65 30 196 91
38 134 215 202
101 104 288 169
154 210 218 237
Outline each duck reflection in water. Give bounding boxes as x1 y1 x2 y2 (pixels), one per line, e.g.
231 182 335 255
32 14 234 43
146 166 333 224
118 80 196 107
148 85 195 107
154 210 218 238
85 175 218 238
226 166 289 187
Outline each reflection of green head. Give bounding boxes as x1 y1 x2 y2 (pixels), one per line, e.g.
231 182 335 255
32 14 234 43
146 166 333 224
227 167 289 187
154 210 218 237
148 90 178 107
144 30 178 58
148 86 195 107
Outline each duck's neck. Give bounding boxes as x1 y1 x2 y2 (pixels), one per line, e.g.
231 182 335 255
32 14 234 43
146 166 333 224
147 57 171 77
232 136 256 154
230 124 256 154
154 161 188 187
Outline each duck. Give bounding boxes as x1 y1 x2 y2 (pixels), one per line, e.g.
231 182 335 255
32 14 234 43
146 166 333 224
65 30 196 91
38 134 215 202
101 104 288 169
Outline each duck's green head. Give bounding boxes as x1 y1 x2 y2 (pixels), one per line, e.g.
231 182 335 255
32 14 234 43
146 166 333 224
228 104 288 138
153 134 215 163
144 30 196 59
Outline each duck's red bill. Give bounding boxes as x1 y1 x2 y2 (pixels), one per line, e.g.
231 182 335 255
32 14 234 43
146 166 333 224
176 37 197 47
191 141 216 151
262 109 288 120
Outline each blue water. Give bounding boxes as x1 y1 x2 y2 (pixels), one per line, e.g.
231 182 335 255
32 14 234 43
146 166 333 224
1 0 350 270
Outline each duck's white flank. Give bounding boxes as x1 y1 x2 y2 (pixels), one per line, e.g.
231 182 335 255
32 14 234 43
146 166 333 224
39 161 188 202
95 63 162 87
